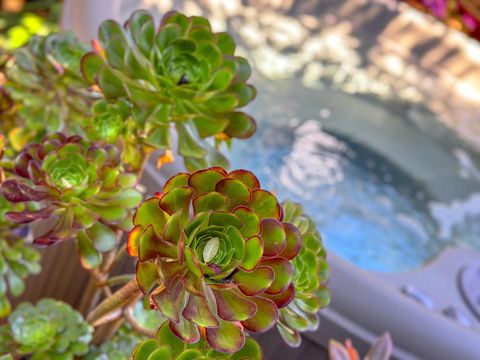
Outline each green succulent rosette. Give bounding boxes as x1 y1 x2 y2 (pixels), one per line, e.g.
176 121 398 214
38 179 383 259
2 299 93 359
132 322 262 359
86 99 146 171
4 33 94 141
0 195 41 318
0 132 142 269
81 10 257 170
276 200 330 347
127 167 303 353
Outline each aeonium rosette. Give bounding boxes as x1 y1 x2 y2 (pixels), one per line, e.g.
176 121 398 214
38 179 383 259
81 10 257 171
277 200 330 347
0 133 142 269
127 167 303 353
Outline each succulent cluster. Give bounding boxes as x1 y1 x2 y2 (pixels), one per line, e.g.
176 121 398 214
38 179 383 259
4 33 94 142
132 322 262 360
0 299 93 359
127 167 303 352
277 200 330 346
0 133 142 269
82 10 257 170
0 195 41 318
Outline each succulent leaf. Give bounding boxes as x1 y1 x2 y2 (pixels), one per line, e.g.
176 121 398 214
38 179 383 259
82 11 256 171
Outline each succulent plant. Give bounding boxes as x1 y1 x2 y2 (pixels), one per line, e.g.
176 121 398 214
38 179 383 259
0 133 142 269
127 167 303 353
276 200 330 347
0 195 41 318
81 10 257 171
0 299 93 360
4 33 94 141
132 322 262 360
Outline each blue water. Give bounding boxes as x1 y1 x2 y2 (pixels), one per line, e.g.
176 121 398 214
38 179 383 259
229 115 478 272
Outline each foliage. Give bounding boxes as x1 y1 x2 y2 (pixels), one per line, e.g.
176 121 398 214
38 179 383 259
277 200 330 346
3 33 94 148
0 195 40 318
0 132 142 269
86 323 146 360
0 299 93 359
81 10 256 171
329 333 393 360
132 322 262 360
0 12 56 50
127 167 303 353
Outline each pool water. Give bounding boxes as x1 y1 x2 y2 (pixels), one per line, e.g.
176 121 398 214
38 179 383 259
228 80 480 272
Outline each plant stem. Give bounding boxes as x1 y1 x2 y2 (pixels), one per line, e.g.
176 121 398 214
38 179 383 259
87 278 141 326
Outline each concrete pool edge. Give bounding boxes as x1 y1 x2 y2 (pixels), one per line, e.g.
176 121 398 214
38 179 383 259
308 251 480 360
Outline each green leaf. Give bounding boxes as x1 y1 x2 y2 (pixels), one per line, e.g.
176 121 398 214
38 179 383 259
182 295 219 328
0 297 11 318
212 289 256 321
176 122 207 159
263 258 294 295
260 218 286 258
215 178 250 210
192 192 228 214
80 52 103 83
192 116 229 138
205 320 245 354
132 339 159 359
215 32 236 55
77 231 101 270
234 266 274 296
223 112 256 139
133 198 170 236
99 19 126 47
98 66 127 98
159 187 193 215
241 297 278 333
87 222 117 253
240 235 263 271
248 189 281 220
145 126 171 149
188 168 226 194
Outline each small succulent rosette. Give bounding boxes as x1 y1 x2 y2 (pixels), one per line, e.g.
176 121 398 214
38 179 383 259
0 133 142 269
82 10 257 170
86 99 146 172
127 167 303 353
132 322 262 359
277 200 330 346
5 33 94 139
0 299 93 359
